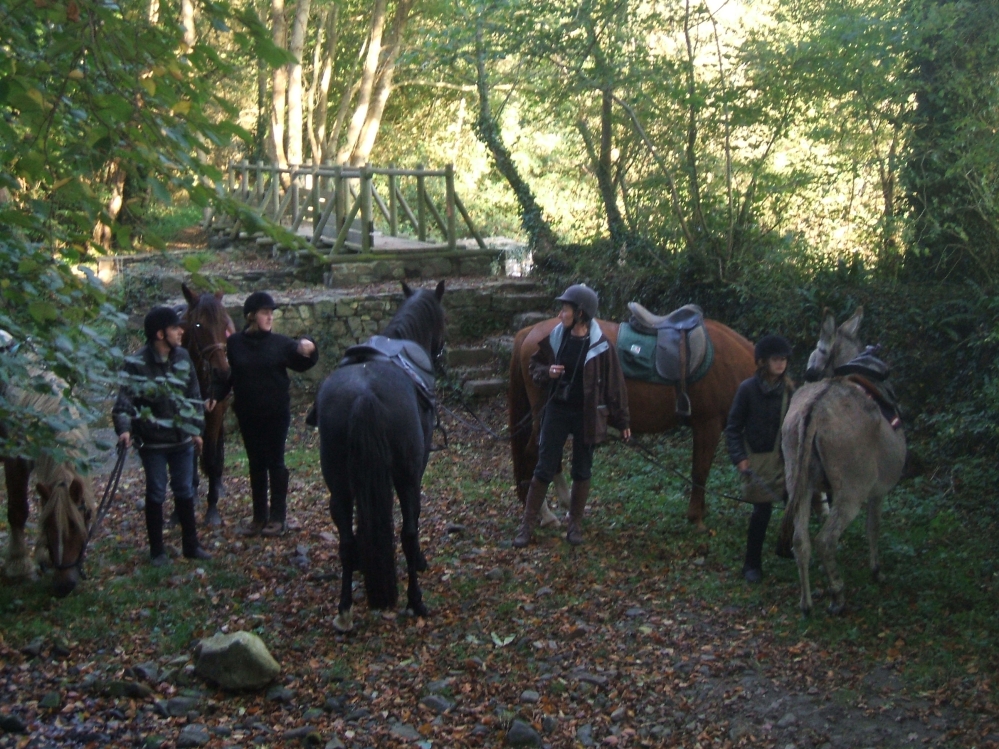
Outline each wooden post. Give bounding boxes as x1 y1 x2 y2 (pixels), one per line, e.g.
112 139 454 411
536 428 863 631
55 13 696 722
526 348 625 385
311 166 319 227
445 163 456 251
254 160 264 205
290 167 300 227
271 166 281 218
241 161 250 201
226 165 235 197
334 164 344 232
416 163 426 242
388 167 398 237
360 163 372 253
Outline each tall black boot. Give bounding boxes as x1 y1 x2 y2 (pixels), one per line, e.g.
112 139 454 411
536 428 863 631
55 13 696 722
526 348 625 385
513 478 549 548
144 501 168 566
239 467 269 536
261 466 289 537
566 479 591 546
176 497 212 560
743 502 773 582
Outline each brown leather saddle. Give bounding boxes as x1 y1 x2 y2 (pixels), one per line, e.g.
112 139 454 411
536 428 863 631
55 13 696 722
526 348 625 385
626 303 711 417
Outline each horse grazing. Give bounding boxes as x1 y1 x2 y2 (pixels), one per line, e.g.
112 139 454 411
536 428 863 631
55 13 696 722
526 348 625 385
509 316 755 529
2 378 95 597
778 307 906 615
313 281 446 632
181 283 235 525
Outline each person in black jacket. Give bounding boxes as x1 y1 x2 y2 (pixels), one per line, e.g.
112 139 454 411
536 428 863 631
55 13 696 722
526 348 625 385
209 291 318 537
113 306 212 565
724 335 794 583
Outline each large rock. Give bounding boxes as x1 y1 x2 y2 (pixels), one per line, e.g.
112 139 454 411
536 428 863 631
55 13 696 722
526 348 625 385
193 632 280 690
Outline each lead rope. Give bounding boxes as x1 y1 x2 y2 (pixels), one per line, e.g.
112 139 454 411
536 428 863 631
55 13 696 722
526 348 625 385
76 442 128 574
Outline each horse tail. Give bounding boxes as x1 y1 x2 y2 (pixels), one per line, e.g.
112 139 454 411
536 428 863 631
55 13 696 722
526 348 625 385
777 384 831 556
347 392 398 610
508 327 533 504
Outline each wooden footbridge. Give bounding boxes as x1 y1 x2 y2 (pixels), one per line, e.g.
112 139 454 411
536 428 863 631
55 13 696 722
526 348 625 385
206 162 487 256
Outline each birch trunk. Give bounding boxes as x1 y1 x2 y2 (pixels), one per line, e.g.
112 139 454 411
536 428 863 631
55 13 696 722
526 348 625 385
269 0 289 167
335 0 386 165
285 0 312 167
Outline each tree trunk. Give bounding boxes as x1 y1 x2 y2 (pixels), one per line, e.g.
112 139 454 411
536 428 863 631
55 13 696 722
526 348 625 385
180 0 196 52
268 0 289 168
579 89 627 248
92 159 126 250
473 16 556 255
350 0 414 166
148 0 159 23
312 7 339 163
285 0 312 167
336 0 387 164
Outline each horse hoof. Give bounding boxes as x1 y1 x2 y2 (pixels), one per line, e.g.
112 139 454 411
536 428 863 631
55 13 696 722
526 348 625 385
333 610 354 633
408 602 429 618
415 553 428 573
204 508 222 527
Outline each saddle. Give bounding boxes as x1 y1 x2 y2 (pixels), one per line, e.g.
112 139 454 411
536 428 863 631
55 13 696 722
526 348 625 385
834 349 902 429
625 303 712 417
341 335 437 410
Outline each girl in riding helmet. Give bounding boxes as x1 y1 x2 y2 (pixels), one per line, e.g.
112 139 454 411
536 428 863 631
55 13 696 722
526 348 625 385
724 334 794 583
514 284 630 548
209 291 318 537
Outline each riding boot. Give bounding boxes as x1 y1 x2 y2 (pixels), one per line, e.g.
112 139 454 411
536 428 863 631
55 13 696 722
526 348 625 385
513 478 549 548
742 502 773 581
176 497 212 560
566 480 591 546
261 466 289 537
239 467 269 536
144 501 167 565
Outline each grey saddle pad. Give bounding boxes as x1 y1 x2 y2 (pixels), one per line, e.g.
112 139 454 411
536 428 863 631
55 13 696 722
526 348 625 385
627 303 709 382
342 335 436 398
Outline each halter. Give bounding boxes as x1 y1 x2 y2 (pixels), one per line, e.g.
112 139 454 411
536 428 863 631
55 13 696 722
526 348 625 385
49 443 127 573
185 319 229 383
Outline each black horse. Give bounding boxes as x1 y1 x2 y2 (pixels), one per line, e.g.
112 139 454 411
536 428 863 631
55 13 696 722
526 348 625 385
313 281 445 632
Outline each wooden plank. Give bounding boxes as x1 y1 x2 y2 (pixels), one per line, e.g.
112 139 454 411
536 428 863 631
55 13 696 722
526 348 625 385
454 194 487 250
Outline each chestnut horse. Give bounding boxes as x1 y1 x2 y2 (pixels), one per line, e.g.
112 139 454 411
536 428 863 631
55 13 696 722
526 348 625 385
509 317 755 529
180 284 235 525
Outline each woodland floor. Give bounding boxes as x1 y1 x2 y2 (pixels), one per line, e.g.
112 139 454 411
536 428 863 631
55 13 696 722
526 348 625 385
0 390 996 749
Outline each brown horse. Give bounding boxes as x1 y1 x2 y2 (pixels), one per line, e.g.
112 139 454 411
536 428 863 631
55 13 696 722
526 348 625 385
509 317 755 529
2 373 95 597
181 283 235 525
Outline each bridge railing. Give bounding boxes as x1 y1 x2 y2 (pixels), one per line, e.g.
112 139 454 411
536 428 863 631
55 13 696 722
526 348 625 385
207 161 486 256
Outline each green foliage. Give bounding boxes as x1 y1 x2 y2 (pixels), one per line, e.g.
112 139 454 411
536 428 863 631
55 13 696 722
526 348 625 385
0 0 273 462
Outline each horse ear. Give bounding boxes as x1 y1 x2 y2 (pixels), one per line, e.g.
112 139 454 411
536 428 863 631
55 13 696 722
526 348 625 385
36 483 50 503
820 309 836 342
839 306 864 339
69 478 86 506
182 283 198 306
401 282 414 298
434 280 445 301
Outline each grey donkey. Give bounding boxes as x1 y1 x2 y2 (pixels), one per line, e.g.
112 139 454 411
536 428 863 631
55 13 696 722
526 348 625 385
777 307 907 615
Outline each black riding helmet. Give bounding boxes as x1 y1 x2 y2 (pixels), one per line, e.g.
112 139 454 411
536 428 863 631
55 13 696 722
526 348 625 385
754 334 792 362
243 291 279 318
555 284 599 321
144 306 182 342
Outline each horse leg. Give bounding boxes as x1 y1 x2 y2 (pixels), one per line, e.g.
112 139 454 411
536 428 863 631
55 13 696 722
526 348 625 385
203 430 224 526
866 495 883 582
3 458 36 580
329 482 357 633
394 475 428 618
688 417 722 530
814 495 864 615
792 499 814 615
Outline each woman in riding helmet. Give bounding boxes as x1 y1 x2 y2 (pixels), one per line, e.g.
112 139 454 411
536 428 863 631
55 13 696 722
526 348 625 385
209 291 318 537
514 284 631 548
724 334 794 583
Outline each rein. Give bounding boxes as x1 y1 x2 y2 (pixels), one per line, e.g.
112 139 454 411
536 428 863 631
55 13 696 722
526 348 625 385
53 442 127 573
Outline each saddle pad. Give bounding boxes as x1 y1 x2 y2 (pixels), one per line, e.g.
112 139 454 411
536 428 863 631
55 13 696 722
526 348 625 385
656 324 711 382
616 322 715 386
342 336 436 396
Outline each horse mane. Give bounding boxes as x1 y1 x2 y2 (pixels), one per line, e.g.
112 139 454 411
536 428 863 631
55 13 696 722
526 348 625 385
36 459 95 566
383 289 445 348
7 374 90 462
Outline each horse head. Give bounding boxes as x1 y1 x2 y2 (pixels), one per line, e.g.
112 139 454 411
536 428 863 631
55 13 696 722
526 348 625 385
181 283 235 388
36 475 93 598
804 307 864 382
400 280 446 371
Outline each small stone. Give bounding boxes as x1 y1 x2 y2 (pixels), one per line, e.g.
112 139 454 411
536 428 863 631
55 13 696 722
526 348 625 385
611 707 627 722
20 639 44 658
346 708 370 721
51 641 71 659
132 662 161 683
324 739 346 749
420 695 453 713
143 736 166 749
520 689 540 704
176 724 211 748
0 713 27 733
166 697 199 717
211 726 233 736
729 720 753 741
445 523 466 534
267 686 295 704
572 671 608 686
535 586 553 597
324 696 346 713
576 723 595 747
39 692 60 709
471 724 490 737
624 607 644 617
506 718 542 747
541 715 557 733
485 568 504 581
425 679 450 694
303 708 325 721
390 723 421 741
283 726 318 740
777 713 798 728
